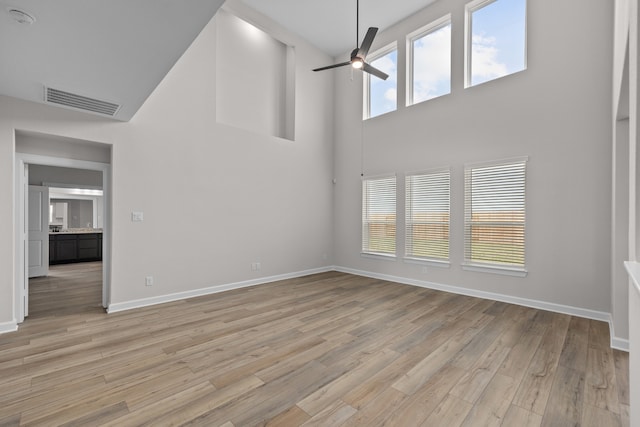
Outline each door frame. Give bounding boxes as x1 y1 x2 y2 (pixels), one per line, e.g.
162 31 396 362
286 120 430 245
15 153 111 323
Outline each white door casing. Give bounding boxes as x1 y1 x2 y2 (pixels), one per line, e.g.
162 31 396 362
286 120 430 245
15 152 111 324
28 185 49 279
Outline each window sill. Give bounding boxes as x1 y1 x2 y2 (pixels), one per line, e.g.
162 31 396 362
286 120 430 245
403 257 451 268
361 252 397 261
462 263 527 277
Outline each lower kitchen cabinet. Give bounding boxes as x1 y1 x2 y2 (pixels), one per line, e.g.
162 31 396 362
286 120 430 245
49 233 103 264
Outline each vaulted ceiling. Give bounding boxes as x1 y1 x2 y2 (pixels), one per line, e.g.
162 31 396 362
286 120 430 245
0 0 437 121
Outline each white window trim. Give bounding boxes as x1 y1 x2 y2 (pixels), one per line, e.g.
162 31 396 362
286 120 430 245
464 0 528 88
463 156 528 275
463 155 529 170
363 42 398 120
362 252 398 261
406 14 452 106
362 173 397 258
403 167 451 264
462 263 528 277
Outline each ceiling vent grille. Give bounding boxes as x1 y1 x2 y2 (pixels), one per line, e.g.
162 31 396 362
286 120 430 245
44 87 120 116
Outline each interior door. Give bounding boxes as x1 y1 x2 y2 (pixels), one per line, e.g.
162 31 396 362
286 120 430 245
28 185 49 279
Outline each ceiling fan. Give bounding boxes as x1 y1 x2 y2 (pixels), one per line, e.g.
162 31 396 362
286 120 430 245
312 0 389 80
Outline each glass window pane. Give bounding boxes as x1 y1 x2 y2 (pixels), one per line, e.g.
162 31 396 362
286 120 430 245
412 23 451 104
470 0 526 86
464 160 527 268
405 170 450 260
362 176 396 256
368 49 397 118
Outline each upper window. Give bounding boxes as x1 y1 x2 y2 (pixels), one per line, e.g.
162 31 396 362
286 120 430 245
464 158 527 275
405 169 450 262
364 44 398 119
408 15 451 105
465 0 527 87
362 175 397 256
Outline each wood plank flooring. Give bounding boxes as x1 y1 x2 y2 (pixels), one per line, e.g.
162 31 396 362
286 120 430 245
0 263 629 426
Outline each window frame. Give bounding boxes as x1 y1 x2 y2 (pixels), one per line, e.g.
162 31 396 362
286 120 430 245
464 0 528 88
406 14 452 107
404 167 451 266
362 174 397 258
463 157 528 277
363 42 398 120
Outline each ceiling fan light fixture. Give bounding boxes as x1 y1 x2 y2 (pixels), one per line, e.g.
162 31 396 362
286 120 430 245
7 8 36 25
352 58 363 69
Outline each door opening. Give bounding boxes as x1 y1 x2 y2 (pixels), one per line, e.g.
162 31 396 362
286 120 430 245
15 151 111 325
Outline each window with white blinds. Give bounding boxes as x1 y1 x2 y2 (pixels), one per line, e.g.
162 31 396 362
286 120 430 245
464 158 527 271
362 175 397 256
405 169 450 261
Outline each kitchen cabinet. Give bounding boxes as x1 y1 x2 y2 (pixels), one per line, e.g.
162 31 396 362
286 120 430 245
49 233 102 264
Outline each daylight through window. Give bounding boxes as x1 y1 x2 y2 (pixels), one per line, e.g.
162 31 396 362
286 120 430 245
365 44 398 119
464 158 527 271
466 0 526 87
362 175 397 256
408 16 451 105
405 169 450 261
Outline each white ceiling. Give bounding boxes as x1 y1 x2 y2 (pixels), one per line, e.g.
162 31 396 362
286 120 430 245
0 0 224 121
0 0 437 122
242 0 439 57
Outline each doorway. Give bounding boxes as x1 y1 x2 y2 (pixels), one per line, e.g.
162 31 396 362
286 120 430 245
14 135 111 325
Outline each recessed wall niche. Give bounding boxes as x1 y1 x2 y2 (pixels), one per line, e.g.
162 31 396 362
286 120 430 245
215 10 295 141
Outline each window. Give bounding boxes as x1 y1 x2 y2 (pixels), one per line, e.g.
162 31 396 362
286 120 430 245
364 44 397 119
408 15 451 105
464 158 527 275
362 175 397 256
405 169 450 262
465 0 526 87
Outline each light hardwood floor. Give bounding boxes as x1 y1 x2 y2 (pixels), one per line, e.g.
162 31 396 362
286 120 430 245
0 263 629 426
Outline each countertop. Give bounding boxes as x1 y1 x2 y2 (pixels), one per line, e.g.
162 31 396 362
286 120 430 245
50 228 103 235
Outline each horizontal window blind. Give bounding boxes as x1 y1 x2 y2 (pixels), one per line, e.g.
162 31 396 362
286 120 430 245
464 159 526 268
405 170 450 261
362 175 396 256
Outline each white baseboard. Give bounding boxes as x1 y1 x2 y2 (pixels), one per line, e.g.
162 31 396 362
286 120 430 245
12 263 631 353
334 266 629 350
107 266 333 314
608 314 630 352
0 320 18 335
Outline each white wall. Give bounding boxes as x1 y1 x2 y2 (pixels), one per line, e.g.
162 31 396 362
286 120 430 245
0 0 335 325
16 130 112 164
27 165 104 189
333 0 614 316
216 9 292 139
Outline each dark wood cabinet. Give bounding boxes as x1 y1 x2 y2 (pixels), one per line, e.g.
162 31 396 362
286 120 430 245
49 233 103 264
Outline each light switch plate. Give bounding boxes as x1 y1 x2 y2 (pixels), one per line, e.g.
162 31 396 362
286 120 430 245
131 211 144 222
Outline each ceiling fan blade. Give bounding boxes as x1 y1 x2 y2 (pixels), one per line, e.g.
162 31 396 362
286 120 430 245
357 27 378 59
313 61 352 72
362 62 389 80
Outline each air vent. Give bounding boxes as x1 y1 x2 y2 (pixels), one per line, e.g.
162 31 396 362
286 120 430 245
44 87 120 117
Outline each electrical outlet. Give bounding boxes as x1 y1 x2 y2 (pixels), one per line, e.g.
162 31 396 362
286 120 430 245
145 276 154 286
256 262 261 270
421 266 428 274
251 262 261 271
